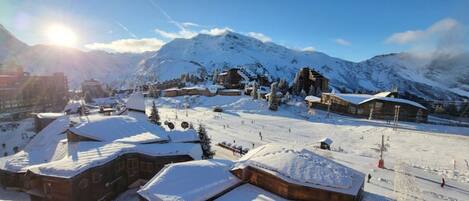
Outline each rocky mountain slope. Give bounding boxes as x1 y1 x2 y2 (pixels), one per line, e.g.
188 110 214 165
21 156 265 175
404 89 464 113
138 31 468 100
1 24 467 100
0 24 152 88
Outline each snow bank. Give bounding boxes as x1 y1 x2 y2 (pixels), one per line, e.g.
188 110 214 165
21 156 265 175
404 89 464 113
138 159 240 201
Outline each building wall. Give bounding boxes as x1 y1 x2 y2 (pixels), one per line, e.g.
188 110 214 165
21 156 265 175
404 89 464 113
0 67 68 113
318 94 428 122
23 154 194 201
231 167 361 201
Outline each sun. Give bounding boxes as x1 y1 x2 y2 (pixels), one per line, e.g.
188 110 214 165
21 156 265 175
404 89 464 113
45 24 77 47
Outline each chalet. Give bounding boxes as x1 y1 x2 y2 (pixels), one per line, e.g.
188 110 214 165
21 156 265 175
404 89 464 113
217 68 250 89
34 113 65 133
314 92 428 122
293 67 329 96
0 92 204 201
81 79 109 99
319 137 333 150
161 88 181 97
218 89 243 96
138 144 365 201
181 86 212 96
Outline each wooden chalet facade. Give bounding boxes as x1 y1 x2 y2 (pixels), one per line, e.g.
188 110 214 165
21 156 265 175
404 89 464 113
25 154 194 201
231 166 363 201
217 68 245 89
293 67 329 96
312 92 428 122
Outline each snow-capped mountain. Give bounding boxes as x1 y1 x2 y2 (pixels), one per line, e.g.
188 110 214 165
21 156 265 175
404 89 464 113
138 31 468 100
0 24 153 88
1 24 467 100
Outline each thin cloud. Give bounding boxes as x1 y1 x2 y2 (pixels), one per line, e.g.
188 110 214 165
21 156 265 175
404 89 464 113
115 22 137 38
385 18 460 44
182 22 200 28
85 38 164 53
247 32 272 42
302 46 316 52
385 18 467 56
335 38 351 46
200 27 233 36
155 28 197 39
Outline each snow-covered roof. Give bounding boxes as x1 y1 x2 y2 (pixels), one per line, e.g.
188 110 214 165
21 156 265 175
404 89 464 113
182 86 207 90
63 100 84 113
27 142 202 178
167 129 200 143
237 70 249 81
305 95 321 102
324 92 426 110
215 184 288 201
265 92 283 97
68 115 168 143
324 93 375 105
138 159 240 201
374 91 392 97
234 144 364 196
36 112 65 119
320 137 333 145
126 91 146 112
370 97 427 110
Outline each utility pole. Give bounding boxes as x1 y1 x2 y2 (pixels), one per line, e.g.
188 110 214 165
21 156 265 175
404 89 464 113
326 100 331 118
393 105 400 131
378 134 384 168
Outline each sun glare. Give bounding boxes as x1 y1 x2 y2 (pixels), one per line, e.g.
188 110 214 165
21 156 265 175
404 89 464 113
45 24 77 47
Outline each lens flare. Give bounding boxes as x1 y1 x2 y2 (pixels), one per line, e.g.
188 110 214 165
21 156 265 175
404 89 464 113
45 24 77 47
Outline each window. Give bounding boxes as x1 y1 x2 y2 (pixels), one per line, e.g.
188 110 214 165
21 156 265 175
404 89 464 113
92 172 102 183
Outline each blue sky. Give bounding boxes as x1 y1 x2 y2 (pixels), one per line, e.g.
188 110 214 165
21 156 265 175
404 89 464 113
1 0 468 61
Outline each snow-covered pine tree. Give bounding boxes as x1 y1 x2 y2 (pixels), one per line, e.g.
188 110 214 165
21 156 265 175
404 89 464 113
251 81 258 99
198 124 215 159
149 101 161 125
212 69 219 84
269 82 278 111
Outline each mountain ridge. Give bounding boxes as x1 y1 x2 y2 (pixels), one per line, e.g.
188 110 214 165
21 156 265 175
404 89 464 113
0 25 467 100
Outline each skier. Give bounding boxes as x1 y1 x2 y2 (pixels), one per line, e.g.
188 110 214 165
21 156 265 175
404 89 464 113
367 174 372 183
259 132 263 141
252 143 255 148
441 177 445 188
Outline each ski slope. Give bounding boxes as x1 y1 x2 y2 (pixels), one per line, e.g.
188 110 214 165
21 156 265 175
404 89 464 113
154 95 469 201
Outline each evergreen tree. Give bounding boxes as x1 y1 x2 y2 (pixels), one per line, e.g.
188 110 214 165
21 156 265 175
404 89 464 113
198 124 215 159
269 82 279 111
212 69 219 84
251 81 258 99
149 101 161 125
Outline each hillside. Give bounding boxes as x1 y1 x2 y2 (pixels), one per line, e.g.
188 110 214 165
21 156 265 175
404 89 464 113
1 24 467 100
138 31 468 100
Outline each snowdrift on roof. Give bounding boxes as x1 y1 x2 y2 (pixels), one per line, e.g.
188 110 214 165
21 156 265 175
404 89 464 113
138 159 240 201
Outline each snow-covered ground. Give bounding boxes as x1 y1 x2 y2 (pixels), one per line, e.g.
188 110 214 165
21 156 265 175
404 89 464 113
153 95 469 201
2 94 468 201
0 118 35 157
